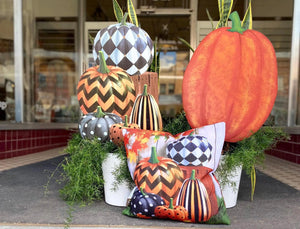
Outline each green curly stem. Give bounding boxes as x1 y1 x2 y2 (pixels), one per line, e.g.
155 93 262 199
169 198 174 209
148 147 160 164
96 106 105 118
142 84 148 96
140 187 146 196
190 169 196 180
227 11 246 34
121 12 129 26
97 51 110 74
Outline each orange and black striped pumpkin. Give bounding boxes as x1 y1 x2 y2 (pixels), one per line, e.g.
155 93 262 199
77 51 136 118
129 84 162 131
134 147 184 205
176 170 212 222
182 12 278 142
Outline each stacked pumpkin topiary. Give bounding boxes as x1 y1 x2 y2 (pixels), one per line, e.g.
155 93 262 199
73 0 278 226
77 0 163 144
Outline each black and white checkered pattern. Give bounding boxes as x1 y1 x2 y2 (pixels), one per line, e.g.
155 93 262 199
167 135 213 166
93 22 154 76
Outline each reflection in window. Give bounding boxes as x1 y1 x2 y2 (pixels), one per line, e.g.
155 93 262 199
0 2 14 122
168 83 175 94
160 84 166 94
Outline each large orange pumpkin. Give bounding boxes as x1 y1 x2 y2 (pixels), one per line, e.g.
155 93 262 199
77 51 136 118
182 12 278 142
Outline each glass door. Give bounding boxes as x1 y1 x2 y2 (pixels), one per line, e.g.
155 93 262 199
34 22 79 122
138 14 190 117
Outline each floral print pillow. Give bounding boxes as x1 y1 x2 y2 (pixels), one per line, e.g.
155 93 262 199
123 122 225 179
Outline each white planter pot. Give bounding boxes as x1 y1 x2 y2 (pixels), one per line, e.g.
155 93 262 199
102 153 131 207
215 156 243 208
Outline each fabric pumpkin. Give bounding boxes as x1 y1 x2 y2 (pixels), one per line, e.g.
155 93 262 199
77 51 136 118
93 13 154 76
134 147 184 205
176 170 212 222
109 115 139 146
167 135 213 166
123 122 225 179
154 198 188 222
78 106 122 142
129 187 165 219
129 84 163 131
182 12 278 142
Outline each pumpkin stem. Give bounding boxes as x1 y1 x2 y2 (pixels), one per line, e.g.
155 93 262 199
169 198 174 210
228 11 246 34
97 51 110 74
190 169 196 180
96 106 105 118
140 187 146 196
142 84 148 96
148 147 160 164
121 12 129 26
124 115 128 127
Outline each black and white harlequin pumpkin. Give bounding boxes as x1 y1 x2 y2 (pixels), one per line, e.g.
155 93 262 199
78 106 123 142
93 14 154 76
167 135 213 166
130 187 165 219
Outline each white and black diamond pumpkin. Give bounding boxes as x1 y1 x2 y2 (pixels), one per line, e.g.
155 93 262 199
78 106 123 142
93 13 154 76
167 135 213 166
130 187 165 219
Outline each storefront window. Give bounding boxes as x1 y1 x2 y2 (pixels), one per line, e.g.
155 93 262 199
0 1 14 121
86 0 126 21
251 1 294 126
138 15 190 117
22 0 80 123
138 0 190 8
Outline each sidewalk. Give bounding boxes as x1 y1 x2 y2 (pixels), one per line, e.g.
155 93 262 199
0 148 300 229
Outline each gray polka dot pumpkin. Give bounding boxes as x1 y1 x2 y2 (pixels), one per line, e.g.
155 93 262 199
93 14 154 76
78 106 123 142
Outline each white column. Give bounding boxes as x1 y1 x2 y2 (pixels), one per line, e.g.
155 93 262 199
287 0 300 126
13 0 24 123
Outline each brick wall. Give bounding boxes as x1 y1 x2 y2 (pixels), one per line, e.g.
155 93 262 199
0 129 77 159
265 134 300 164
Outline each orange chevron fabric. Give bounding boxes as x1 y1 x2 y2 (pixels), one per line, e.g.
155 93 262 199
77 65 136 118
134 156 184 205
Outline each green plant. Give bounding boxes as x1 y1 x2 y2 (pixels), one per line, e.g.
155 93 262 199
147 37 160 75
219 126 289 201
163 111 191 135
111 145 135 191
59 133 123 203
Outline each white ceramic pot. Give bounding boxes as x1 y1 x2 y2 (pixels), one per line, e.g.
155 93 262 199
102 153 131 207
215 156 243 208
